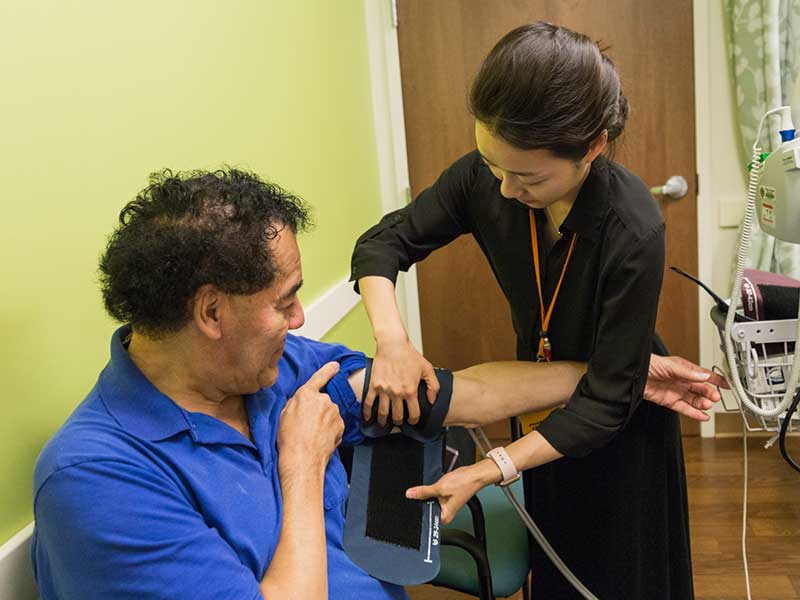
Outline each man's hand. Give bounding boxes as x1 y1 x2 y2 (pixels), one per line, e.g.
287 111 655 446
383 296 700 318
645 354 730 421
278 361 344 473
364 336 439 427
264 362 342 600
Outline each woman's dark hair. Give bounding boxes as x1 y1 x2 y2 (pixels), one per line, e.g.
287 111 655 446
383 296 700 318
99 167 311 337
469 22 629 160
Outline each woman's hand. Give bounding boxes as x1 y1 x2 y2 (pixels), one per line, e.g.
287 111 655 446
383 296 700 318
363 336 440 427
405 460 500 524
645 354 730 421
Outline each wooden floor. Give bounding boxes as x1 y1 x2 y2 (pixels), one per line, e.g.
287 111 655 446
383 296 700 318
407 435 800 600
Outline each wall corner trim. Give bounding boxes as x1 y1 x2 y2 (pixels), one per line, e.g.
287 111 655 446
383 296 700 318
294 275 362 340
0 521 37 600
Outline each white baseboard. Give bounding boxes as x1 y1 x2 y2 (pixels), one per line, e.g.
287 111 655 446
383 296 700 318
294 276 362 341
0 522 37 600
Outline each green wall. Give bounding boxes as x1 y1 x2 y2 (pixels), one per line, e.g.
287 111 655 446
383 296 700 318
323 303 377 357
0 1 382 543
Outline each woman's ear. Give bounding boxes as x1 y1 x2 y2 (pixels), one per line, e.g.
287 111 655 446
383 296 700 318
584 129 609 163
192 284 225 340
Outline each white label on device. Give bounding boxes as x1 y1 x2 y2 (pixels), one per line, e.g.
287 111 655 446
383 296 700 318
424 501 435 563
782 148 800 170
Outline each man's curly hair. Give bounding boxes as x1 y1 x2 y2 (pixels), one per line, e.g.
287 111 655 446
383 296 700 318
99 168 311 337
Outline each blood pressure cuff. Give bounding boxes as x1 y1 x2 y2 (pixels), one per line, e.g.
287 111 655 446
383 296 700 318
343 359 452 585
359 357 453 442
741 268 800 320
343 434 443 585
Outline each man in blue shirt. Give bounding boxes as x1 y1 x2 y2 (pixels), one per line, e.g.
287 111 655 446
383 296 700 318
32 168 723 599
34 169 403 600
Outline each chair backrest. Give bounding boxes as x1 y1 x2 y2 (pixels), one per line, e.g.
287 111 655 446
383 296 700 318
0 523 38 600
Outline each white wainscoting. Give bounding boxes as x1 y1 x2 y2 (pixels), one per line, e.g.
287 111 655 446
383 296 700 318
0 522 37 600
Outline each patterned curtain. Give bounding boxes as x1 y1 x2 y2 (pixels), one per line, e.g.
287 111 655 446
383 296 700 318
725 0 800 277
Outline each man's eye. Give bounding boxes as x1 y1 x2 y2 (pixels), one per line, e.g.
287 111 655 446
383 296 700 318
521 179 546 186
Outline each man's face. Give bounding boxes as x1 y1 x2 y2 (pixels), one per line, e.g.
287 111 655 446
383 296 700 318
222 229 305 393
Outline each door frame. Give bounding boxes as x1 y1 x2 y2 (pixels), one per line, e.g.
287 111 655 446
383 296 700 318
694 0 721 438
364 0 716 435
363 0 423 351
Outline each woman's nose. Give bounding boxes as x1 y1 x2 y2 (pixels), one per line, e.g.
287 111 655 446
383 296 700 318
498 173 522 199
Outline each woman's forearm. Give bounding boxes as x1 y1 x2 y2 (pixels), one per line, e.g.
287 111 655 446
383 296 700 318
404 425 564 521
358 276 408 342
467 430 564 489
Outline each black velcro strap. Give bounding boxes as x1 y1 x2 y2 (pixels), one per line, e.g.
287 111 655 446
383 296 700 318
343 433 443 585
360 358 453 441
365 435 424 549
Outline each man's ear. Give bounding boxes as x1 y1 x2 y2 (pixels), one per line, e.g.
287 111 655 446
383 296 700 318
583 129 609 164
192 284 225 340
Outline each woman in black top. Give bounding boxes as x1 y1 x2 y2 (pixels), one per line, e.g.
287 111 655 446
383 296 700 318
351 23 713 599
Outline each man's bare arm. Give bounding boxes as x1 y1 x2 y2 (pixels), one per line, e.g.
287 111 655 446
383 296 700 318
347 360 585 428
347 355 725 428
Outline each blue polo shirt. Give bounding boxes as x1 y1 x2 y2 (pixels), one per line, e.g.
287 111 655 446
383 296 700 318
32 325 407 600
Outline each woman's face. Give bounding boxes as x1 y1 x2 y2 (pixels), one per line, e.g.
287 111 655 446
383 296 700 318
474 121 594 210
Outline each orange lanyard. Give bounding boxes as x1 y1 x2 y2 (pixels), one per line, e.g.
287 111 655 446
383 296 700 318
529 211 577 362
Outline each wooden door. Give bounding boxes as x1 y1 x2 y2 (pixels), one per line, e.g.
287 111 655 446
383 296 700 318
396 1 699 426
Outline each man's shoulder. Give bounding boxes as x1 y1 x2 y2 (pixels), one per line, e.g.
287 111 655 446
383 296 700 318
275 334 365 391
34 388 147 496
281 332 347 357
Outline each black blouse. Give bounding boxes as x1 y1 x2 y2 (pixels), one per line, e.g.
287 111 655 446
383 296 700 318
351 151 665 458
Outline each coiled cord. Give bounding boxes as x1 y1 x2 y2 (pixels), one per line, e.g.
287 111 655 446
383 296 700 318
723 106 800 417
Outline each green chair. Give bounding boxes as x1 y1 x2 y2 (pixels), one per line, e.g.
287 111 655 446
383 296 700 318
431 424 531 600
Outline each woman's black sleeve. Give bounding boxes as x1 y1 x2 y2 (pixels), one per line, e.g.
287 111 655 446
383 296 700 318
350 152 477 292
536 223 666 458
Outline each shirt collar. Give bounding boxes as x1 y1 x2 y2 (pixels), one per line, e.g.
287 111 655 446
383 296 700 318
98 324 199 442
560 155 610 243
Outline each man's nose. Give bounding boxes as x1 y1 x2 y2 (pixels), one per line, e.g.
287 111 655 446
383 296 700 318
289 301 305 330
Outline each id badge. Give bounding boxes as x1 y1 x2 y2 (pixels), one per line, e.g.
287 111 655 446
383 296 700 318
518 408 556 435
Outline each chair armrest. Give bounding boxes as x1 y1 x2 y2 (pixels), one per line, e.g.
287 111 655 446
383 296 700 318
439 528 494 599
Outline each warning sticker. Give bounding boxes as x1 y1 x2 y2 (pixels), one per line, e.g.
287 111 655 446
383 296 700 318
761 202 776 226
759 186 776 226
